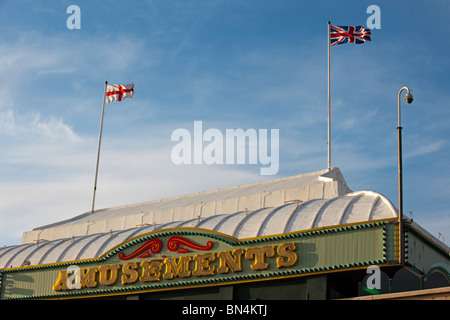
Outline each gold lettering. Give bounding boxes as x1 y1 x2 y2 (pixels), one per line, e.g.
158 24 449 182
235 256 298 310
217 249 244 273
162 256 191 279
52 241 301 292
52 270 69 291
245 245 275 270
121 261 139 285
192 252 216 276
79 267 98 288
140 259 163 282
276 242 298 268
98 264 120 286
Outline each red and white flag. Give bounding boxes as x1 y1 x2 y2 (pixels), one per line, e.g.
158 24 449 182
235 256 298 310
105 83 134 103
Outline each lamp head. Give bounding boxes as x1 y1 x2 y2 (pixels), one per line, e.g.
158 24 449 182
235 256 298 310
405 91 413 104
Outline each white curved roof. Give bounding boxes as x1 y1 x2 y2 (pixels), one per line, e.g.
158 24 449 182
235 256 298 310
0 191 397 269
21 167 352 244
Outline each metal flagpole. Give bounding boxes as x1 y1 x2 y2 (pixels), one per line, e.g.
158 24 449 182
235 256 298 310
327 21 331 171
91 81 108 213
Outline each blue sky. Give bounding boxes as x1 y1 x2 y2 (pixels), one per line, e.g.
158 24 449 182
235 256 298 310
0 0 449 247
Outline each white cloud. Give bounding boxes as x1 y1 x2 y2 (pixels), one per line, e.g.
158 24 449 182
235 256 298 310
0 109 80 142
0 109 15 134
37 67 76 76
32 114 80 142
405 140 447 159
0 31 148 107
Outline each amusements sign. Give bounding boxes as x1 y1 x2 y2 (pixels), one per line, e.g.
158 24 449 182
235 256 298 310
0 223 390 300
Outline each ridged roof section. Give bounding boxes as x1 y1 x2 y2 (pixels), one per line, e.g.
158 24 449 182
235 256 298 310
21 168 351 244
0 191 397 269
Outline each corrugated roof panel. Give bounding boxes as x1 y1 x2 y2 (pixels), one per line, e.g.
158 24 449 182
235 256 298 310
58 234 102 262
233 208 275 239
156 220 190 230
371 196 397 220
0 243 35 269
339 194 368 224
0 245 20 267
315 196 361 228
26 239 64 265
215 211 247 236
196 214 230 231
38 239 73 265
285 199 330 232
176 218 199 228
49 237 84 264
76 232 116 260
95 228 148 257
257 203 298 236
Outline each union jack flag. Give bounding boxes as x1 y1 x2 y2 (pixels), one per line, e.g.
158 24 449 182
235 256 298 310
329 25 371 46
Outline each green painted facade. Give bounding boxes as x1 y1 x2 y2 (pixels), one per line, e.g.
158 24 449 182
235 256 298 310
1 218 448 300
405 224 450 277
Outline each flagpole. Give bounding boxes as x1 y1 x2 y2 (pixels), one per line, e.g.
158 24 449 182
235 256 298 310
327 21 331 171
91 81 108 213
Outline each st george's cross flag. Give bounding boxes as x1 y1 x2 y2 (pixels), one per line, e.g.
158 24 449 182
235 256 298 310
329 25 371 46
105 83 134 103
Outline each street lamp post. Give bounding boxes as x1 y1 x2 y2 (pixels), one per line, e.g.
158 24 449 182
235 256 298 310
397 86 413 265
